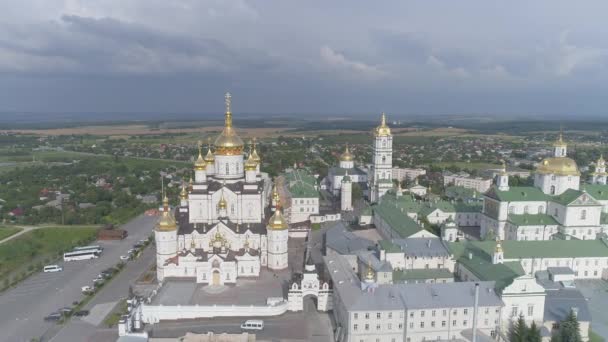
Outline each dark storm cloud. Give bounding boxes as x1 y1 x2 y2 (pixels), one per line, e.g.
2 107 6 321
0 0 608 116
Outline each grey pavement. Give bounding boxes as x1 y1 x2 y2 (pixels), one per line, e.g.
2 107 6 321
0 214 156 342
575 279 608 338
50 233 157 342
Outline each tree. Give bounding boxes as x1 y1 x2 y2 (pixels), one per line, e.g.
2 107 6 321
528 321 541 342
352 183 363 202
509 314 528 342
556 309 582 342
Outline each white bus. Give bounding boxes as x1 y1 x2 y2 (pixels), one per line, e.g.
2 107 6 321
63 250 99 261
240 320 264 330
73 245 104 254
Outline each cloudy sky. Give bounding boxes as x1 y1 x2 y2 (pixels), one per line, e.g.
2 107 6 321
1 0 607 118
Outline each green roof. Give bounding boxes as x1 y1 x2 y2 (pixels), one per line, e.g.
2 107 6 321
508 214 559 226
581 184 608 201
378 239 402 253
485 186 548 202
449 239 608 260
454 202 483 213
419 201 455 217
284 168 319 198
374 200 425 238
393 268 454 282
552 189 584 206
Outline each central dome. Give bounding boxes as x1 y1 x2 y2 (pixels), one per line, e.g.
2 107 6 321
214 92 244 155
536 157 580 176
374 113 391 137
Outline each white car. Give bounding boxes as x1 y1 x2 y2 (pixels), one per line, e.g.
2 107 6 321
81 286 93 293
43 265 63 273
120 255 130 261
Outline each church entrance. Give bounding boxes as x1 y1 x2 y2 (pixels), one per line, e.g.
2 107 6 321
212 271 220 285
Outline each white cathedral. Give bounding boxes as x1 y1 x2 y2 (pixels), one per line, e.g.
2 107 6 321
155 93 289 286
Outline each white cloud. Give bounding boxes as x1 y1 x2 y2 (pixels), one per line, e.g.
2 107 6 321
320 45 386 79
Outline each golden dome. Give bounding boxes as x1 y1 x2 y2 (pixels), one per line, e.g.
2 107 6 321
179 182 188 200
495 239 503 254
218 190 228 210
251 138 261 164
267 206 288 230
365 261 375 281
194 141 206 171
214 92 244 155
340 144 354 162
245 153 257 171
157 195 177 231
536 157 580 176
374 113 391 137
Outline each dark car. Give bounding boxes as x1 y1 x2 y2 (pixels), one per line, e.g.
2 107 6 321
44 312 62 322
58 307 73 316
73 310 90 317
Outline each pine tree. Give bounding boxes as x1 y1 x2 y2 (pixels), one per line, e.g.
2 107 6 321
559 309 582 342
509 314 528 342
527 321 541 342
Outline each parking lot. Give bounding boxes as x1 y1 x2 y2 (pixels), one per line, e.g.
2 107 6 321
0 214 156 342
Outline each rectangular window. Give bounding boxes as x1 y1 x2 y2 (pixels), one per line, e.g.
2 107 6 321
365 313 369 319
442 321 446 327
365 324 369 331
353 324 358 331
388 323 392 330
432 310 436 317
388 312 392 319
354 313 358 320
409 322 413 329
421 310 425 317
511 306 518 317
528 305 534 316
463 320 468 326
431 321 435 328
376 324 381 330
464 309 468 315
420 322 425 328
452 320 457 326
410 312 414 318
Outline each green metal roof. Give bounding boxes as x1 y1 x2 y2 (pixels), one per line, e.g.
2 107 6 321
552 189 584 206
508 214 559 226
485 186 549 202
449 239 608 260
393 268 454 281
581 184 608 201
284 168 319 198
454 202 483 213
378 239 402 253
374 200 425 238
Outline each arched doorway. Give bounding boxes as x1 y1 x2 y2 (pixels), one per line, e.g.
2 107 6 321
212 271 220 285
303 294 318 313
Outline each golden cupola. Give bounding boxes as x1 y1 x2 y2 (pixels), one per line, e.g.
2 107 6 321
340 143 354 162
365 260 375 281
536 157 581 176
553 131 567 147
179 182 188 200
245 151 257 171
157 194 177 231
251 137 261 164
194 141 206 171
218 190 228 210
214 92 244 155
204 137 215 164
268 199 288 230
374 113 391 137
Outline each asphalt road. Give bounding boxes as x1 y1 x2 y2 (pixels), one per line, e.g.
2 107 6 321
0 214 156 342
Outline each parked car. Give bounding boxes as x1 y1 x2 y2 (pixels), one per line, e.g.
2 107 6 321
73 310 90 317
120 255 130 261
44 312 62 322
81 285 93 293
43 265 63 273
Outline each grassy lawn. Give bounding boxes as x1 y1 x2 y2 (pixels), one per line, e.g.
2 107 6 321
0 226 23 241
590 330 605 342
0 226 99 289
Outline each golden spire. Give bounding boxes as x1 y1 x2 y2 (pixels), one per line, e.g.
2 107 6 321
251 137 261 164
204 137 215 164
553 125 567 147
374 112 391 137
271 181 280 204
180 181 188 200
194 140 206 171
225 92 232 128
500 160 508 175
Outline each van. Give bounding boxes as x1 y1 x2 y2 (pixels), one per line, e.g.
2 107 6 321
240 320 264 330
43 265 63 273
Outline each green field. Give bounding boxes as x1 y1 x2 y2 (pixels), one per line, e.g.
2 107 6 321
0 226 99 289
0 227 22 241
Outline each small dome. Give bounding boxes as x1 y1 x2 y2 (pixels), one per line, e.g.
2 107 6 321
157 195 177 231
217 191 228 210
374 113 391 137
251 138 261 163
194 144 206 171
340 144 354 162
245 153 257 171
268 207 288 230
536 157 580 176
179 183 188 200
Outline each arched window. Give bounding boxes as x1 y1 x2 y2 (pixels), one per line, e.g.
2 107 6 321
581 210 587 220
538 206 544 214
550 185 556 195
524 206 529 214
226 163 229 174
